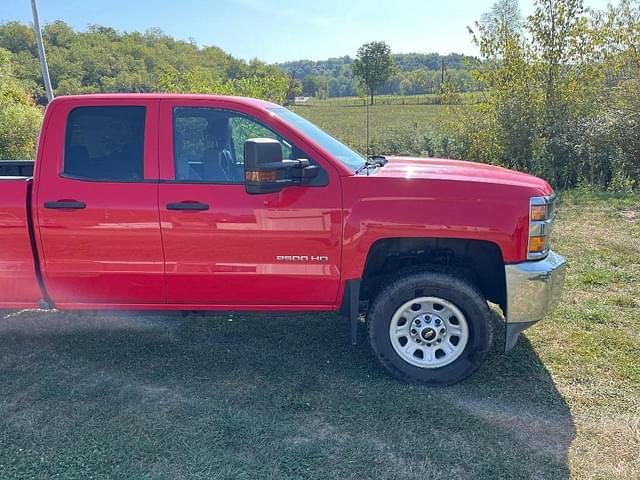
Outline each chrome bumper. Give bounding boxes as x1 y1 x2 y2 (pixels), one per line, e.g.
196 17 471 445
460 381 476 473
504 251 567 351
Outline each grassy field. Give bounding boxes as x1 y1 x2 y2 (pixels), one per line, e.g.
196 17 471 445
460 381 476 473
0 191 638 479
297 93 480 107
291 101 460 155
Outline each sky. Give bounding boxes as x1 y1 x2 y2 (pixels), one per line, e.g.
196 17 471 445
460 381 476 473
0 0 612 63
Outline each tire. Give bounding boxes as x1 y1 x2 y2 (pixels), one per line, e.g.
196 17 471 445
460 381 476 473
368 271 494 385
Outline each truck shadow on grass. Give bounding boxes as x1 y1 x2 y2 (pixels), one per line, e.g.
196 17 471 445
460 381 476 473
0 309 575 479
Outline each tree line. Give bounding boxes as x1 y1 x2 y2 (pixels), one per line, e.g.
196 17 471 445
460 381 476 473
450 0 640 191
0 21 290 105
279 53 475 98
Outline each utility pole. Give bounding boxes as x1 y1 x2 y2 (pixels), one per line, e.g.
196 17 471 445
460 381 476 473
440 59 447 94
366 96 370 157
30 0 54 102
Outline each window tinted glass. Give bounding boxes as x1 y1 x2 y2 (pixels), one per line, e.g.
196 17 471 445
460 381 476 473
173 107 297 183
229 116 292 164
64 106 146 181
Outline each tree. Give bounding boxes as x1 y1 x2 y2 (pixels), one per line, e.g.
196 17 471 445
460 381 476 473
284 75 302 105
352 41 395 104
301 75 327 98
479 0 522 36
0 48 42 159
158 66 289 105
454 0 639 189
0 21 290 105
301 75 319 96
528 0 598 185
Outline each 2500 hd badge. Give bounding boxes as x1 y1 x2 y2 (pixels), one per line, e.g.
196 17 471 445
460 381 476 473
277 255 330 262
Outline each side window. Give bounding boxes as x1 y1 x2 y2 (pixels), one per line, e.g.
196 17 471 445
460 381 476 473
64 106 146 181
173 114 208 179
173 107 295 184
174 108 241 183
173 107 329 186
229 116 293 164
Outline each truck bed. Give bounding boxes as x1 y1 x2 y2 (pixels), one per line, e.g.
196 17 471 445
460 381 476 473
0 160 35 178
0 178 41 307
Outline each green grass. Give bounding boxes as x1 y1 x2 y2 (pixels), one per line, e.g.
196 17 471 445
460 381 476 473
298 92 480 107
291 101 462 155
0 191 638 479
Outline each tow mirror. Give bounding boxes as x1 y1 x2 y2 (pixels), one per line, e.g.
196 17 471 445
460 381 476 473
244 138 319 195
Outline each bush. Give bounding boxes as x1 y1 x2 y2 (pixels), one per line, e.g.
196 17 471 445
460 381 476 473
443 0 639 190
159 67 289 105
0 48 42 159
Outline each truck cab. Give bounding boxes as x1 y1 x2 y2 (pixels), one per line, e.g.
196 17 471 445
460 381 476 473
0 94 567 384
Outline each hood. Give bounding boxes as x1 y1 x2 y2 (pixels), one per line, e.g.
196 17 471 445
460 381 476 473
373 156 552 193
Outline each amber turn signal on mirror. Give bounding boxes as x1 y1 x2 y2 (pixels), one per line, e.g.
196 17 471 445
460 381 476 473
245 170 277 182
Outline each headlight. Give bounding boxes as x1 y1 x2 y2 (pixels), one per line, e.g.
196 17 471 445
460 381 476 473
528 195 556 260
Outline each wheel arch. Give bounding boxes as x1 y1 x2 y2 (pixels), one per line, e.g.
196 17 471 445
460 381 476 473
359 237 507 312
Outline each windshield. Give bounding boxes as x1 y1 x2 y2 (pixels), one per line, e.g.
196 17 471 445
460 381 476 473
269 108 366 171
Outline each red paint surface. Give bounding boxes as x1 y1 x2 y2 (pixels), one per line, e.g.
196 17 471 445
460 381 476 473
33 96 164 304
157 97 343 305
0 94 553 309
0 179 41 306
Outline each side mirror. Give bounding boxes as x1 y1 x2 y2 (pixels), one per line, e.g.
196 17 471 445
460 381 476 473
244 138 319 195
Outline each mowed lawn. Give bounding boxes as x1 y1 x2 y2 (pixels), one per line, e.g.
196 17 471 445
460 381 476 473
0 191 638 480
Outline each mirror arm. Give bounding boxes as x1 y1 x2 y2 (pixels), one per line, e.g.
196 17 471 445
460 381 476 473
250 159 317 185
252 159 309 172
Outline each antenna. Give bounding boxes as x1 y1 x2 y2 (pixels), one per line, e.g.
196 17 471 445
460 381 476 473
31 0 54 103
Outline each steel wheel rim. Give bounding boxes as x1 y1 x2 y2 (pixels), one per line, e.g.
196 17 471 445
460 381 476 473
389 296 469 368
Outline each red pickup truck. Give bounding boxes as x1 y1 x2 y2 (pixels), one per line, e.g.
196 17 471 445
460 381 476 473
0 94 567 385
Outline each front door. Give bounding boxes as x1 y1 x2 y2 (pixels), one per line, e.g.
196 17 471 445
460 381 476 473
157 100 342 306
35 98 164 305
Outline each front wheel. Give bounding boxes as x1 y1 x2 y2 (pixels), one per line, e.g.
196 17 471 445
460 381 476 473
368 271 494 385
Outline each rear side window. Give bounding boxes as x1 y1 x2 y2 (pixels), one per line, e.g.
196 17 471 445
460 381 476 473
64 106 146 181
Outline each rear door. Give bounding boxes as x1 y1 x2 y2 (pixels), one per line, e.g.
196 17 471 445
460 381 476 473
34 98 164 305
157 99 342 306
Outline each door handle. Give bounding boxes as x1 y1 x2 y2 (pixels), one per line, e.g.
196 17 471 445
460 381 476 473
166 202 209 211
44 200 86 209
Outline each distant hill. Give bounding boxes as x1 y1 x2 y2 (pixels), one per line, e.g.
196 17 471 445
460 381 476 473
278 53 477 97
278 53 475 80
0 20 285 104
0 20 477 102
